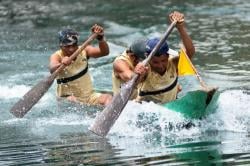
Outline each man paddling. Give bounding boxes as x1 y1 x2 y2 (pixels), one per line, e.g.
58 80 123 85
49 24 112 106
112 39 148 99
137 11 195 104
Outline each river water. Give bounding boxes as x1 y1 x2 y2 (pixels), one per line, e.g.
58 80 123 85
0 0 250 165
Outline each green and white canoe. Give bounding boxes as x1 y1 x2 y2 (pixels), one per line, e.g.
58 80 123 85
95 88 219 120
161 89 219 119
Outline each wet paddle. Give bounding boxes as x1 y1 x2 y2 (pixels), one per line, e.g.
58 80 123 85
90 21 177 137
10 33 98 118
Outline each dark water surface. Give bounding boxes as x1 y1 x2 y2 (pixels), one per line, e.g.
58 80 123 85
0 0 250 165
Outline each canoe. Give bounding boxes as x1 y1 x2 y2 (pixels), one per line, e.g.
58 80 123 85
95 88 219 119
161 89 219 119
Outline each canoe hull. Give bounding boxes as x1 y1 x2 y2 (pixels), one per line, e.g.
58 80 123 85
57 88 219 120
162 89 219 119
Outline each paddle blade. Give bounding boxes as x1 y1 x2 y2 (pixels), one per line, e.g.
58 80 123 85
10 75 54 118
90 76 138 137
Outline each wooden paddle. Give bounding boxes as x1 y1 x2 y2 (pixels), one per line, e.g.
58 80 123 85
10 33 98 118
90 21 177 137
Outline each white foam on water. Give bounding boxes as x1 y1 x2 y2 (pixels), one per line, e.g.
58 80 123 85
28 113 91 139
35 115 88 126
107 90 250 158
109 100 201 138
0 85 30 99
108 89 250 138
2 117 28 125
201 90 250 133
6 71 49 84
3 88 249 140
0 84 54 103
0 83 56 108
105 21 139 36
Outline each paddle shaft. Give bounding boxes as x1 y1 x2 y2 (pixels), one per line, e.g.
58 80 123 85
10 33 97 118
179 46 218 104
90 21 177 137
142 21 177 66
186 57 218 103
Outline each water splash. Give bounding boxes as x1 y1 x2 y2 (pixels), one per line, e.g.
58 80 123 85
202 90 250 133
110 101 200 138
0 85 30 99
108 89 250 138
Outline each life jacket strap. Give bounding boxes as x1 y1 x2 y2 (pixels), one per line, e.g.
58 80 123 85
57 64 88 84
139 77 178 96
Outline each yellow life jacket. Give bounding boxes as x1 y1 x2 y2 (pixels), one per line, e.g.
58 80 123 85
112 51 138 99
55 49 95 100
138 57 178 104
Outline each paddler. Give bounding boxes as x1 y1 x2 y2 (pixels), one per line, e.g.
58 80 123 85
112 39 149 99
49 24 112 106
136 11 195 103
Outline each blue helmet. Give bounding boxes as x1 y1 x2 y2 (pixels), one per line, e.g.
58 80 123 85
146 37 169 56
58 29 79 46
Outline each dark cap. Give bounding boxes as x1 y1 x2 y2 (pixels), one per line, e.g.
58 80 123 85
129 38 148 60
146 37 169 56
58 29 79 46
